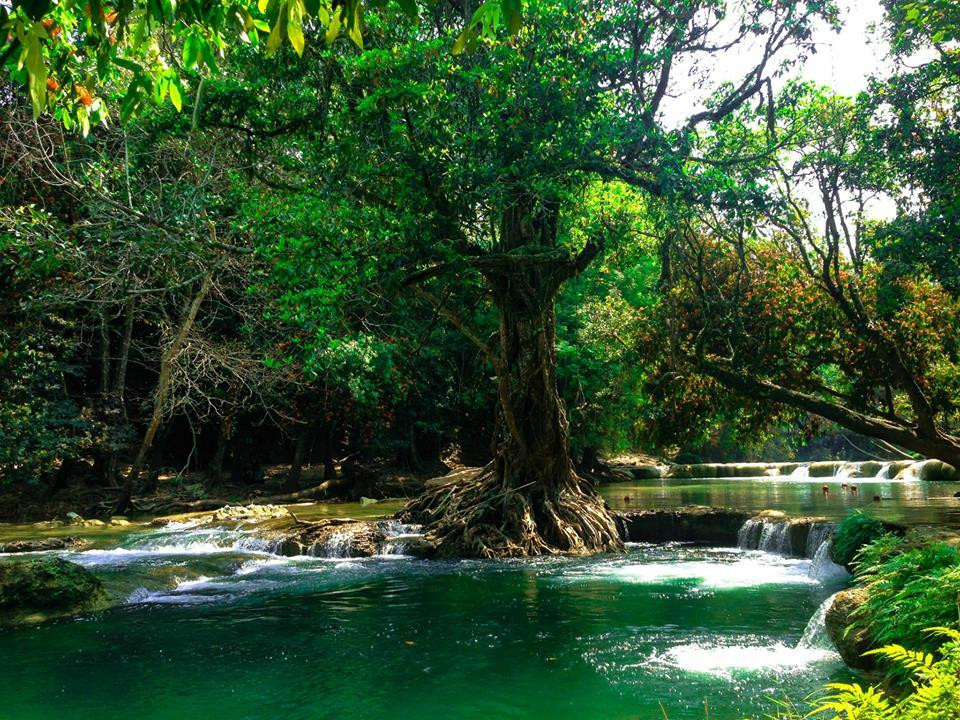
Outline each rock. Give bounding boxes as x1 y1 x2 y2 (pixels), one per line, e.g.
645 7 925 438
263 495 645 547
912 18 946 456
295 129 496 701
82 519 107 528
209 504 291 522
360 496 379 505
64 512 84 525
401 536 437 558
913 459 958 482
280 518 384 557
31 520 64 529
0 537 90 554
617 464 662 480
615 506 752 545
825 587 875 670
109 517 132 526
0 557 111 625
808 461 844 478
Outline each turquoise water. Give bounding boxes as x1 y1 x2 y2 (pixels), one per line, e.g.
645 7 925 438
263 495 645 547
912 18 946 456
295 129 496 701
0 521 852 720
601 476 960 525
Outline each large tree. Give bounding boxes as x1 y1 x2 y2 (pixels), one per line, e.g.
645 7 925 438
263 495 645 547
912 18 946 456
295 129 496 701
210 0 832 556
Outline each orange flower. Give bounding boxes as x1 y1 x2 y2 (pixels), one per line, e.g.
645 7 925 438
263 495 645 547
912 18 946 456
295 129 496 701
46 77 59 92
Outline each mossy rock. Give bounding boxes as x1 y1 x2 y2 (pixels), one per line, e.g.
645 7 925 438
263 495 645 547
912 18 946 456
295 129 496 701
0 557 111 625
825 587 875 670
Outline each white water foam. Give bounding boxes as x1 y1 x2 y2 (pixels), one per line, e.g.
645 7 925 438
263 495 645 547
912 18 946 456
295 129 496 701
571 554 816 591
654 641 837 678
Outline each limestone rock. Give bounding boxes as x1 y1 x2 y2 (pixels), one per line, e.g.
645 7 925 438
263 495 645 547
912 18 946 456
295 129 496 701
0 537 90 554
615 506 751 545
209 504 291 522
825 587 875 670
0 557 111 625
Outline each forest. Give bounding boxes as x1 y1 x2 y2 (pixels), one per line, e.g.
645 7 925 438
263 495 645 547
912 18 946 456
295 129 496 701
1 0 959 718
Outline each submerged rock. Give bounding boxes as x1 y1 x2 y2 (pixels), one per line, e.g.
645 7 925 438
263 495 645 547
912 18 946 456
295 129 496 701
0 557 111 625
825 587 874 670
0 537 90 554
615 506 751 545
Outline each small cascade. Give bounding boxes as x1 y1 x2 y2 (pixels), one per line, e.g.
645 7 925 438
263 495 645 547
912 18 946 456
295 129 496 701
834 464 853 481
319 530 355 558
377 520 424 556
808 539 850 582
737 518 765 549
788 465 810 479
758 521 791 555
797 593 839 650
873 462 892 480
804 522 835 558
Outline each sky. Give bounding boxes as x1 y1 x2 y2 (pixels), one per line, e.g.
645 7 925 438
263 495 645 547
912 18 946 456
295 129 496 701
663 0 893 127
800 0 889 96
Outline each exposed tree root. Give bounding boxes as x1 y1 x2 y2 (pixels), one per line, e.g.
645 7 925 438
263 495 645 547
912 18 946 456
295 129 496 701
398 462 623 558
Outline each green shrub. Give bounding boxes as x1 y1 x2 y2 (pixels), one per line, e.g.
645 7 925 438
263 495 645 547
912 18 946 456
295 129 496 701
809 629 960 720
831 510 894 569
851 540 960 653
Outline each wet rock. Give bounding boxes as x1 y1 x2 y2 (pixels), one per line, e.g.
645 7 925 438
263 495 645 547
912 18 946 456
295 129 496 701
109 517 132 526
0 537 90 554
400 536 438 558
615 506 751 545
913 459 958 482
0 557 111 625
616 464 662 480
281 519 384 557
82 519 107 528
31 520 64 529
209 504 291 522
64 512 84 525
825 587 874 670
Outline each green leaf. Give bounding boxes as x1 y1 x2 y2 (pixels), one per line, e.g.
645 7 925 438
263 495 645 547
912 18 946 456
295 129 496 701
325 6 342 45
287 0 305 56
266 1 289 56
169 82 182 111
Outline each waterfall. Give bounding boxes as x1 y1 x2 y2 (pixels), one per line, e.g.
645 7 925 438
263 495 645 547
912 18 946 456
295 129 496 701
737 518 765 549
758 521 791 554
834 465 852 480
808 539 850 582
797 593 839 650
319 530 355 558
873 462 892 480
804 522 834 558
788 465 809 479
378 520 424 556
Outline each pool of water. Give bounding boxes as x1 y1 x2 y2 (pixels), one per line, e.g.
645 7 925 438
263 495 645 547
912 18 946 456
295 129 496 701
0 520 852 720
601 476 960 526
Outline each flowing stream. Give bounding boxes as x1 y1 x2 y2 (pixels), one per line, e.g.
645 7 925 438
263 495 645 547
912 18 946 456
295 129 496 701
0 513 854 720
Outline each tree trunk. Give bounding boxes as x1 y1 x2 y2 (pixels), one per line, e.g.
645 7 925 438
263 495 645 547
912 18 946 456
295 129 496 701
400 199 621 557
114 274 213 512
285 424 312 491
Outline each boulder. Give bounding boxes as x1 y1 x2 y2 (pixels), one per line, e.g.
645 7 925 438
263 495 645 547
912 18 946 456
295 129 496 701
914 459 958 482
623 464 662 480
279 518 383 557
0 557 110 625
0 537 90 554
615 506 751 545
64 512 84 525
825 587 875 670
109 517 132 526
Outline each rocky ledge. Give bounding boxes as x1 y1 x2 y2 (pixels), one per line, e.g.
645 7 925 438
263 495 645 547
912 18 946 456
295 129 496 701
614 506 752 546
0 537 90 554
